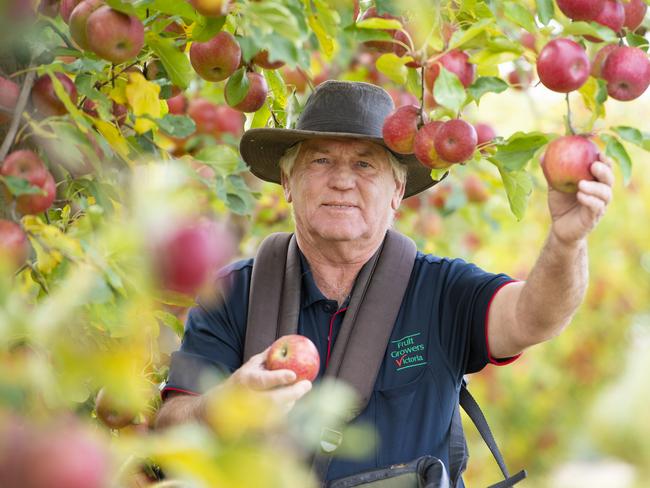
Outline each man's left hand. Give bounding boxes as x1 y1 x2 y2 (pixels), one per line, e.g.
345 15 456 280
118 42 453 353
548 156 615 245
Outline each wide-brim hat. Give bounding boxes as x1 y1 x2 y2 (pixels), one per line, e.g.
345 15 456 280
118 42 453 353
239 80 443 198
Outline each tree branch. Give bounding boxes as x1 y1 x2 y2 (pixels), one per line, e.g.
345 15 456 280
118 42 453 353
0 71 36 161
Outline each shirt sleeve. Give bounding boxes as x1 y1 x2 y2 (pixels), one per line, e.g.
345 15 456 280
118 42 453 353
162 260 251 397
435 258 518 377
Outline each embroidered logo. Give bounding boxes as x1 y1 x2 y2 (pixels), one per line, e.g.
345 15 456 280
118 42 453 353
390 332 427 371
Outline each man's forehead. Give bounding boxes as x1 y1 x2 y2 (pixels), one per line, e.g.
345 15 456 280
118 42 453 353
300 138 385 156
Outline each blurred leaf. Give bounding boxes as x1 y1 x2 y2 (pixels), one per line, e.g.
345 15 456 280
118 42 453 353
156 114 196 138
494 132 550 171
251 102 272 129
306 0 340 57
356 17 402 30
146 32 193 90
612 126 650 151
468 76 508 104
148 0 198 19
449 18 494 50
194 146 241 176
578 77 606 120
536 0 555 25
155 310 185 338
191 15 226 42
433 66 466 113
225 68 250 107
562 22 618 42
0 176 45 197
376 53 413 85
625 31 648 51
503 1 537 33
601 134 632 185
494 164 533 220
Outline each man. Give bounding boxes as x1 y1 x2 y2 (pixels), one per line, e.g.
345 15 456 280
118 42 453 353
156 81 613 483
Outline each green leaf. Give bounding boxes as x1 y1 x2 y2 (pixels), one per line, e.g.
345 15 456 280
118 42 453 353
612 126 650 151
225 68 250 107
536 0 555 25
146 32 193 90
626 31 649 51
494 164 533 220
448 18 495 50
345 26 394 43
194 146 241 176
494 131 551 171
154 310 185 338
251 102 272 129
503 1 537 33
0 175 45 197
356 18 402 30
375 53 412 85
578 77 606 119
468 76 508 104
601 134 632 184
562 21 618 42
155 114 196 138
433 67 466 113
264 68 287 107
264 34 300 68
191 16 226 42
148 0 198 20
406 67 421 100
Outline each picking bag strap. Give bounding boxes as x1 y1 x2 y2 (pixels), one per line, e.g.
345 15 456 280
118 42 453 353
459 384 527 488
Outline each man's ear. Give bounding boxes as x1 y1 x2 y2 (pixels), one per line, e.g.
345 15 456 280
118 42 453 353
280 171 292 203
391 177 406 211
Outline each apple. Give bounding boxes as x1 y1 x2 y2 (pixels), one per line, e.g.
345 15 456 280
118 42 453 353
266 334 320 382
591 44 618 77
536 38 590 93
166 93 187 115
424 50 476 91
507 67 533 90
521 32 537 52
541 135 598 193
225 71 268 112
38 0 59 17
434 119 477 164
95 387 135 430
0 76 20 124
31 73 78 117
601 46 650 100
187 98 244 140
474 122 496 154
190 31 241 82
382 105 421 154
584 0 625 42
623 0 647 31
68 0 103 50
82 99 128 125
86 6 144 64
359 6 401 52
387 88 419 108
414 121 452 169
0 219 30 269
154 218 233 295
556 0 606 20
281 66 309 93
1 150 57 215
59 0 83 23
188 0 230 17
252 50 285 70
464 174 489 203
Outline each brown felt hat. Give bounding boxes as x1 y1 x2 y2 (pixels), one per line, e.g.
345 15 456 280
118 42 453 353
239 80 443 198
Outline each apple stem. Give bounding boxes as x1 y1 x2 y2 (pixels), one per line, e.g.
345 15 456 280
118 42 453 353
268 100 280 127
565 93 576 136
419 65 426 127
0 71 35 161
41 19 77 51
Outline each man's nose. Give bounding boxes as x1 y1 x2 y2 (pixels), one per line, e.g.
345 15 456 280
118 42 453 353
327 162 356 190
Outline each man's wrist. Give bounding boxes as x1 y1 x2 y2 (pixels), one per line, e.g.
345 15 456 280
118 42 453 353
549 226 587 252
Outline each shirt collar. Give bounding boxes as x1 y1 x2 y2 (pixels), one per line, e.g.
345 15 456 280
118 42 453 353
298 249 330 308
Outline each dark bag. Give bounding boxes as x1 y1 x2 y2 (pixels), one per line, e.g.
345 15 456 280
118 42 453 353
328 456 449 488
244 231 526 488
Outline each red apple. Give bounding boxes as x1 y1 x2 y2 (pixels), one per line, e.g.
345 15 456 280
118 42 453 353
507 68 533 90
31 73 78 117
382 105 421 154
474 122 496 153
387 88 419 108
0 76 20 124
557 0 606 20
153 218 233 295
434 119 477 163
266 334 320 382
95 387 135 430
190 31 241 82
188 0 230 17
521 32 537 52
425 50 476 91
1 150 57 215
591 44 618 77
188 98 244 139
225 71 268 112
59 0 83 23
414 121 451 169
166 93 187 115
584 0 625 42
464 174 489 203
359 6 401 53
401 195 422 211
252 50 285 70
537 38 590 93
86 7 144 64
68 0 103 50
281 66 309 93
541 135 598 193
0 219 30 269
601 45 650 100
623 0 647 31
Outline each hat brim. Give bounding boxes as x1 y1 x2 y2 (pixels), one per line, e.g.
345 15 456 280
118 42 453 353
239 128 445 199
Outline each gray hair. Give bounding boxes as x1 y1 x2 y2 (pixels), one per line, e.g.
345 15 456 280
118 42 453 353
279 141 408 185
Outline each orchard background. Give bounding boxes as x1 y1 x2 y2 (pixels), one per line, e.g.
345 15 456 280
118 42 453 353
1 0 649 486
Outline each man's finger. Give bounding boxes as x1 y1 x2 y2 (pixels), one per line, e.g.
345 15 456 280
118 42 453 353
262 380 312 406
578 180 612 205
246 369 297 390
577 191 606 218
590 161 615 187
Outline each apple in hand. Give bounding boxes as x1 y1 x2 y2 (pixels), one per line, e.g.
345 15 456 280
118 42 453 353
556 0 606 20
1 150 57 215
414 121 451 169
0 219 30 269
266 334 320 382
382 105 421 154
31 73 78 117
0 76 20 124
537 38 590 93
190 31 241 82
541 135 598 193
86 6 144 64
225 71 268 112
434 119 477 164
95 388 135 430
601 46 650 100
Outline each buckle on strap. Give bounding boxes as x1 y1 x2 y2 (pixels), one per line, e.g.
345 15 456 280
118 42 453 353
487 469 527 488
320 428 343 453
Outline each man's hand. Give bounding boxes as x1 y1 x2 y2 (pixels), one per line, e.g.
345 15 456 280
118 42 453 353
224 347 313 412
548 156 615 245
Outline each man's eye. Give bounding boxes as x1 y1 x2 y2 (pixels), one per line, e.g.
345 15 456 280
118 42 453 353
357 161 372 168
313 158 329 164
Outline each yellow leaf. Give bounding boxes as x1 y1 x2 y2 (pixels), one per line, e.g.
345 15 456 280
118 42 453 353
95 119 131 162
109 79 128 105
125 72 163 119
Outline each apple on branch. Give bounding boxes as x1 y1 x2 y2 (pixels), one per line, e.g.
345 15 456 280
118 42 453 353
414 121 451 170
623 0 647 31
584 0 625 42
68 0 103 51
382 105 421 154
225 71 268 113
536 38 590 93
190 31 241 82
0 219 30 270
424 50 476 91
86 6 145 64
1 150 57 215
601 46 650 101
31 73 78 117
188 0 230 18
556 0 606 20
434 119 478 164
266 334 320 382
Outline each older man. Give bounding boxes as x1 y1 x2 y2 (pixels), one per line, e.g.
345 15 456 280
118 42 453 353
156 81 613 485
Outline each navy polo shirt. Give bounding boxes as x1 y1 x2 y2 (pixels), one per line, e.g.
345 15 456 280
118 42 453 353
163 250 517 481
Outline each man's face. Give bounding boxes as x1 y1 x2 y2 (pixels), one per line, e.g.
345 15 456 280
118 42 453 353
281 138 405 244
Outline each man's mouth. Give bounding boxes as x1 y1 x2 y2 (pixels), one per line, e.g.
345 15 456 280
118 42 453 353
322 203 357 209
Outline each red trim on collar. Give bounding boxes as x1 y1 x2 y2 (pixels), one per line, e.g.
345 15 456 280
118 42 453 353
161 386 200 400
485 280 522 366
